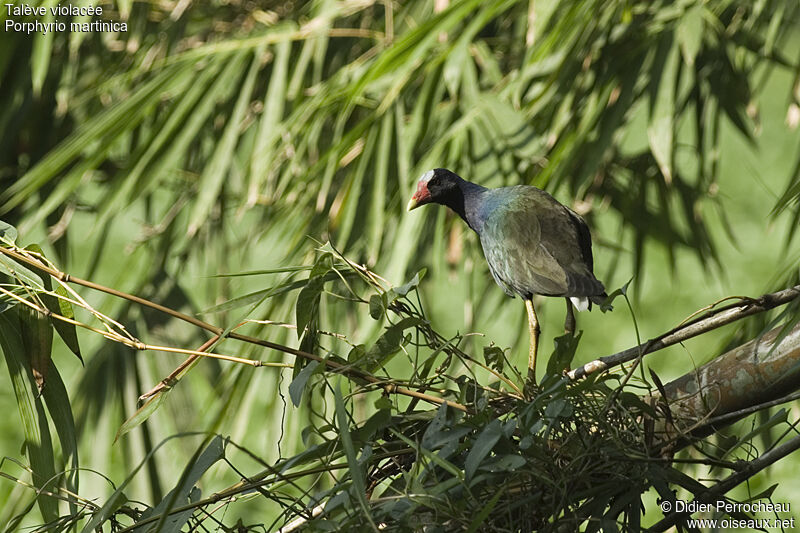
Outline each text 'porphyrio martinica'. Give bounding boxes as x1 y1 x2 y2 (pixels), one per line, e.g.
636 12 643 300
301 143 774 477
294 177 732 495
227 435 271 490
407 168 608 384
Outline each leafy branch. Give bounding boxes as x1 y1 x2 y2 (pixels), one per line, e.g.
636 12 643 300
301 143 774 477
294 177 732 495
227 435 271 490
0 242 470 414
5 229 800 531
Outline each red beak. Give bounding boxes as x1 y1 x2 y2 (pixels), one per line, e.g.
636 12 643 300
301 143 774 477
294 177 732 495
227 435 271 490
407 181 431 211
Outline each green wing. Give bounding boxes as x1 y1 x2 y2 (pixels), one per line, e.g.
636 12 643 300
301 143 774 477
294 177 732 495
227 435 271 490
479 187 602 299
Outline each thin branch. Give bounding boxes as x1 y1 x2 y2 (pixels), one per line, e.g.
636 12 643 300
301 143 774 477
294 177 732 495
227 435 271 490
651 435 800 532
0 288 274 367
701 389 800 429
568 285 800 380
115 448 416 533
0 246 469 412
647 321 800 452
139 336 220 402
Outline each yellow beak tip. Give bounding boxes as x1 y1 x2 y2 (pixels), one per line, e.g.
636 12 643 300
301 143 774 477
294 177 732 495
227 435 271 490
406 198 419 211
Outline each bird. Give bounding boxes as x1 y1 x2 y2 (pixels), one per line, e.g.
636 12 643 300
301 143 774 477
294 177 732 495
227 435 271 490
407 168 608 384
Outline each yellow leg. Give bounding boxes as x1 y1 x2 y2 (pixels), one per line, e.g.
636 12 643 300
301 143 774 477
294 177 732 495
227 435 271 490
525 298 540 383
564 298 576 335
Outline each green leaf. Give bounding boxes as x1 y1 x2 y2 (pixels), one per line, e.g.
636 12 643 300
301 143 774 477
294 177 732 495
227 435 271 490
30 1 56 96
466 485 506 533
26 243 81 363
206 270 347 314
0 220 18 243
0 312 58 523
374 396 392 411
1 64 183 214
296 275 325 340
81 435 197 533
51 284 81 362
17 304 53 393
483 344 505 372
545 331 581 380
676 4 703 67
393 268 427 298
40 365 79 515
369 294 384 320
720 409 788 460
289 360 320 407
0 249 47 290
392 427 464 480
187 49 259 237
93 61 212 230
486 454 526 472
334 384 378 531
465 418 503 482
134 436 225 533
364 317 421 372
250 34 293 194
367 111 393 263
115 388 170 441
647 35 679 184
295 252 333 343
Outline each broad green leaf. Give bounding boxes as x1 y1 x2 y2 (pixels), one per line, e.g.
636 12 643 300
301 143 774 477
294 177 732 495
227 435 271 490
364 317 422 372
485 454 526 472
0 249 47 290
296 275 325 340
544 332 581 380
0 313 58 523
369 294 384 320
289 360 320 407
676 4 703 67
393 426 465 480
647 36 678 183
40 365 79 515
17 304 53 393
30 0 56 96
465 418 503 482
134 436 225 533
483 345 506 372
334 384 378 531
393 268 427 298
26 243 81 362
0 220 17 243
51 284 81 361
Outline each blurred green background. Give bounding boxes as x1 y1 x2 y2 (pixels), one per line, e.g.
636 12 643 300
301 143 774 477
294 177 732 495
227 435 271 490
1 0 800 528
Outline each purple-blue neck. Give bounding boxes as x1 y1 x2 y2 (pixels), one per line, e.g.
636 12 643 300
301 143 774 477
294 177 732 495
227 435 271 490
440 176 489 233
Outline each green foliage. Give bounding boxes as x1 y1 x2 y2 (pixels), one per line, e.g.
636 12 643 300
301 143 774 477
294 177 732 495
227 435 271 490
2 0 797 286
2 0 800 531
2 228 800 531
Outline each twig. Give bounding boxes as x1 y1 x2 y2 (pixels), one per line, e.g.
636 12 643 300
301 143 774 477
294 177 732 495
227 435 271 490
567 284 800 380
0 287 281 367
115 448 416 533
650 435 800 532
139 336 220 402
700 389 800 430
0 246 469 413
